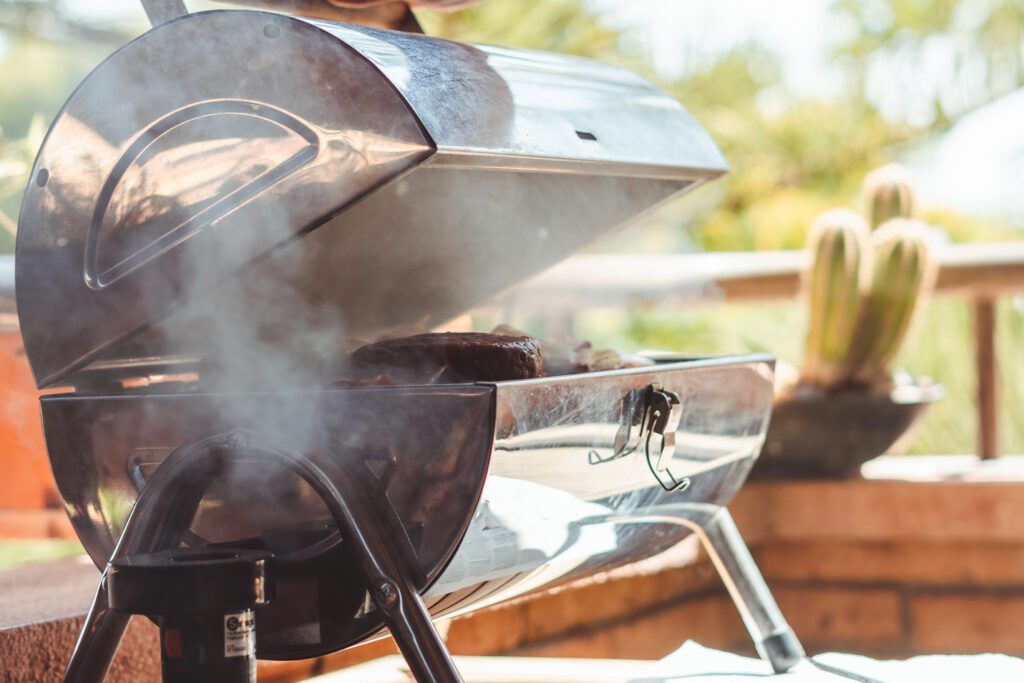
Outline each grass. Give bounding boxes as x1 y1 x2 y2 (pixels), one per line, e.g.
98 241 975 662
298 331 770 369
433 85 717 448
572 296 1024 455
0 538 84 570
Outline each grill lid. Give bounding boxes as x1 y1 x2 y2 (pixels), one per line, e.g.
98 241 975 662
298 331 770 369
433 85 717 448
16 9 726 389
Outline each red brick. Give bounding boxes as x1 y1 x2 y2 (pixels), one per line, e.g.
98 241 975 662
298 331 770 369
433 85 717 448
733 481 1024 544
0 332 56 510
774 586 904 649
512 594 746 660
0 509 76 539
757 541 1024 587
910 593 1024 655
448 551 718 655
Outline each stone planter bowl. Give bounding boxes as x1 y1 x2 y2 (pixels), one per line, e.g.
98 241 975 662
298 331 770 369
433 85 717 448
754 377 945 480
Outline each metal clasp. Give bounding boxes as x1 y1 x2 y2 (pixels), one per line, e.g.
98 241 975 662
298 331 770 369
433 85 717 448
592 383 689 492
643 384 689 492
588 388 644 464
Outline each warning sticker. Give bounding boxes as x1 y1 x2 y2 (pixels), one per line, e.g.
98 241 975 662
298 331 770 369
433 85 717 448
224 610 256 659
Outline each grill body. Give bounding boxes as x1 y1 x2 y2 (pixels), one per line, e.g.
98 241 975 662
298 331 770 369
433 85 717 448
14 7 804 680
42 355 772 659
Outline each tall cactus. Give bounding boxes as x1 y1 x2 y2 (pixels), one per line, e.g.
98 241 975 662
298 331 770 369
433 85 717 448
801 208 870 386
844 219 936 387
863 163 916 229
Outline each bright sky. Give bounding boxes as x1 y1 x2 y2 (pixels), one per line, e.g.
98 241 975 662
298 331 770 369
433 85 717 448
593 0 844 99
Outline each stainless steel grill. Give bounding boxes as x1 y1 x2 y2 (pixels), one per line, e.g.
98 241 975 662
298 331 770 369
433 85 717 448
15 4 804 682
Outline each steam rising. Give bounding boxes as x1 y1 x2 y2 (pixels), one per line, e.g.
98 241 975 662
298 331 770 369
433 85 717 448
20 9 730 648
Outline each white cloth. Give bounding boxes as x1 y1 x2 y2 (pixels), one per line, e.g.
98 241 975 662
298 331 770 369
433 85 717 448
309 641 1024 682
647 641 1024 682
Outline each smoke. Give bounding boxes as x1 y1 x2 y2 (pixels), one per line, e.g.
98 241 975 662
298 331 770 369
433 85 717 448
18 7 732 651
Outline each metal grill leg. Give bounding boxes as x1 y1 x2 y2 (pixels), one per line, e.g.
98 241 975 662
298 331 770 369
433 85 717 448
324 455 463 683
63 436 463 683
63 584 131 683
698 508 805 673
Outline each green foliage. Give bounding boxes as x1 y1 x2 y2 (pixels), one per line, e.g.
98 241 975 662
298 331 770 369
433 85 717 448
0 29 109 244
921 206 1017 243
574 302 805 362
695 100 905 248
418 0 623 62
0 0 1018 252
833 0 1024 125
0 34 104 138
0 539 83 569
0 114 45 247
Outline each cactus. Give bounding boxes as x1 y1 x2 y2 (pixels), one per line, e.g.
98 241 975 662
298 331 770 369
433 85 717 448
843 219 936 387
800 208 870 386
863 163 916 229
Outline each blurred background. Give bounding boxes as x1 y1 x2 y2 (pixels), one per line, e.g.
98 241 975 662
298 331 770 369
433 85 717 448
0 0 1019 569
1 0 1022 462
2 4 1024 671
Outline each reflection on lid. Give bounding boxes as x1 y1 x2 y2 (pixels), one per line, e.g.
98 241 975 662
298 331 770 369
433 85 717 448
87 100 319 289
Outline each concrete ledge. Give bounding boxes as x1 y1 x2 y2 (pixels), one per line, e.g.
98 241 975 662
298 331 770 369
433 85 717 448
0 558 159 682
727 455 1024 546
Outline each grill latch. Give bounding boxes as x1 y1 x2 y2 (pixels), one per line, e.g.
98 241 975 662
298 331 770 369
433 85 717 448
643 384 689 492
601 383 689 492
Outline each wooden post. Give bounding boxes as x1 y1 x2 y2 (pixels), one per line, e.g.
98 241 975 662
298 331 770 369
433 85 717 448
974 297 998 459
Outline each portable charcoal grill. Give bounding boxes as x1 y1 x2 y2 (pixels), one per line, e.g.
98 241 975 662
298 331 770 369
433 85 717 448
15 2 806 681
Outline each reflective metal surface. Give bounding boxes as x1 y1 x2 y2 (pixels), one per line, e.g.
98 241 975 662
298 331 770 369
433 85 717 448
16 9 726 389
44 383 494 659
422 356 774 617
15 7 795 678
42 355 773 660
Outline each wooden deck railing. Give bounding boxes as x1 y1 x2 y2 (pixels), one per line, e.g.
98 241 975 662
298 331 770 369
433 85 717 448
4 242 1024 459
499 241 1024 460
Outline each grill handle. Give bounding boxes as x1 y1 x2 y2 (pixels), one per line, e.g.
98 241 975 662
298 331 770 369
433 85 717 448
141 0 188 26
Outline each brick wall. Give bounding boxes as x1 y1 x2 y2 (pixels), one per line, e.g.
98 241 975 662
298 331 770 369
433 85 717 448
0 331 57 511
5 463 1024 681
482 467 1024 660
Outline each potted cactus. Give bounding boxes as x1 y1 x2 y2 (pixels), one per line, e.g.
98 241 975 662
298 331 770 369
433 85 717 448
757 166 945 479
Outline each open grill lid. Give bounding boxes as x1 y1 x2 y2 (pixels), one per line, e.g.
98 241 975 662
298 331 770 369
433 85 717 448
15 9 726 390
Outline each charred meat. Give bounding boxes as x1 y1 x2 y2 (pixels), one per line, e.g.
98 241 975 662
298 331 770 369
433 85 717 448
350 332 544 384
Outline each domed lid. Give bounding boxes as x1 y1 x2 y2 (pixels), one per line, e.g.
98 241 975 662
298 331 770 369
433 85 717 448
16 10 725 389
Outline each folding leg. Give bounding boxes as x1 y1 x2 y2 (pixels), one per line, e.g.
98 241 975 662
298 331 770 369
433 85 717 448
697 508 805 673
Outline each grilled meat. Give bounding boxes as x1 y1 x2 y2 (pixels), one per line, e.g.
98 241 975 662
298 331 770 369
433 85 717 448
350 332 544 384
491 325 654 375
